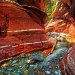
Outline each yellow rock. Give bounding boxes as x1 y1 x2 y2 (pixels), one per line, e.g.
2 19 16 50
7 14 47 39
65 35 75 43
24 70 29 74
1 63 8 67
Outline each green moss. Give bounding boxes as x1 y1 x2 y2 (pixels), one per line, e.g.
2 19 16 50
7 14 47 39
45 0 57 18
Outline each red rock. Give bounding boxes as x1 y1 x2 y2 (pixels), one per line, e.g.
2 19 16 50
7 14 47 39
0 2 51 60
60 44 75 75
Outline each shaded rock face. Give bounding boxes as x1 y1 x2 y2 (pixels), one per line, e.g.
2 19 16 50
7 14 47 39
17 0 38 7
69 0 75 18
0 2 51 60
17 0 45 11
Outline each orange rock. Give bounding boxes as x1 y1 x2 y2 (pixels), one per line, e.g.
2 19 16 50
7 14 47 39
42 49 52 56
